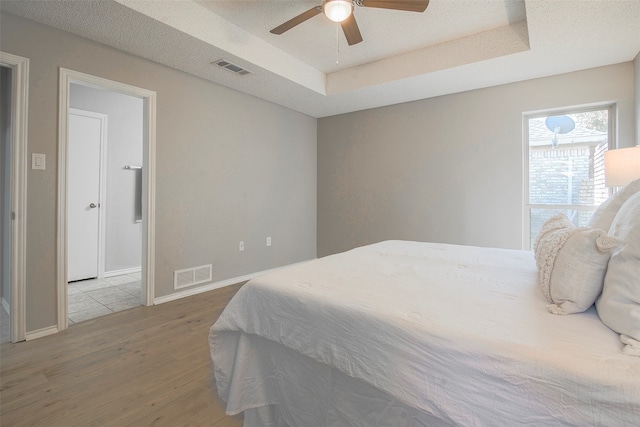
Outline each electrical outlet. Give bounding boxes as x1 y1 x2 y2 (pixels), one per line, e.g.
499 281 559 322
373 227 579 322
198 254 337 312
266 236 272 247
239 241 245 251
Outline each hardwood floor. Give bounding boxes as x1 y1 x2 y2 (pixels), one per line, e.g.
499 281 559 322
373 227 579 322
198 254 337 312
0 283 245 427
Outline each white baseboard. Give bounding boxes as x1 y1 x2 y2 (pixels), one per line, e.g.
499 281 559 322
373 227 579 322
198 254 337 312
2 297 9 315
25 325 59 341
153 260 312 305
103 266 142 278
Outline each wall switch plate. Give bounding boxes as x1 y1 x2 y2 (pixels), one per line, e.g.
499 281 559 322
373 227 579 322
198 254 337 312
239 241 245 251
266 236 272 247
32 153 46 170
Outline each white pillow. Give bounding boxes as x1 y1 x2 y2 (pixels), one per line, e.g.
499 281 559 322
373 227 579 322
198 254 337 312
534 214 619 315
588 178 640 231
596 191 640 356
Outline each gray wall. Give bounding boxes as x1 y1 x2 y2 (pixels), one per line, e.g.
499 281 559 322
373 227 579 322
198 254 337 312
70 84 143 274
0 12 317 332
318 63 636 257
1 66 11 307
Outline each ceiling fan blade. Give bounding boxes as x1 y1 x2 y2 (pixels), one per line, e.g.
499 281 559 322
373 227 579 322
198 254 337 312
270 6 322 35
360 0 429 13
341 14 363 46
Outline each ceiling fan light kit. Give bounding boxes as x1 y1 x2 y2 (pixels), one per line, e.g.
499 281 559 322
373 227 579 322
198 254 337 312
324 0 353 23
270 0 430 46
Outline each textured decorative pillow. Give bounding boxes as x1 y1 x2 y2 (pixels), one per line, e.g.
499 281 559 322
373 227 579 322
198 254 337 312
534 214 619 315
588 178 640 231
596 191 640 356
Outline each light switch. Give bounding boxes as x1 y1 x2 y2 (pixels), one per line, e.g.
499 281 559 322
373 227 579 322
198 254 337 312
32 153 46 170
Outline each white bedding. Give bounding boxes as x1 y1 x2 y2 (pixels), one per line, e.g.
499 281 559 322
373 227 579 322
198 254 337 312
210 240 640 426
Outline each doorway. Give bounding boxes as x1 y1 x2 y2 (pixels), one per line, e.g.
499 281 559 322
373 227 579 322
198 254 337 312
58 68 156 330
0 52 28 343
1 65 12 342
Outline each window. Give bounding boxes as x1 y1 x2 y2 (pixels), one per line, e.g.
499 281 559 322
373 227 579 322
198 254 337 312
523 106 615 249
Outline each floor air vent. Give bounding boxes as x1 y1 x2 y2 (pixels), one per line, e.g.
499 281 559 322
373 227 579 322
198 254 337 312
212 59 252 76
174 264 212 290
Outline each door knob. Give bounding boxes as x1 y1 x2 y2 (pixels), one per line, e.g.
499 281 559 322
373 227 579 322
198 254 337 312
89 203 97 208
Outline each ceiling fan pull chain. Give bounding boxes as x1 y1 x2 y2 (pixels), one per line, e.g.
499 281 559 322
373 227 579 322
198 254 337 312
336 23 340 66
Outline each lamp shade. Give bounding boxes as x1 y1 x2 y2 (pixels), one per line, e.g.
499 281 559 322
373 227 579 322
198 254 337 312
605 146 640 187
323 0 353 23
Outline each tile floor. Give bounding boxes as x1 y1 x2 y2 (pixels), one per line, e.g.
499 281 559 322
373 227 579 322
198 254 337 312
68 272 142 325
0 273 141 343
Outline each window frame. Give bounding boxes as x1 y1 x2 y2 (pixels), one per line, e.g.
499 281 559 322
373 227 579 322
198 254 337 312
522 103 616 250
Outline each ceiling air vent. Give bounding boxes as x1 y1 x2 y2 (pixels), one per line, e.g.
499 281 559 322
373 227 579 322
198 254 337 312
212 59 252 76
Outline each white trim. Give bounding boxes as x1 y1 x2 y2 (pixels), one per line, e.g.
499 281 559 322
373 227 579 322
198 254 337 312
526 204 598 211
154 278 238 305
521 114 529 250
143 91 157 307
0 52 28 343
2 297 10 315
154 260 313 305
25 325 59 341
103 266 141 278
57 70 70 330
68 108 108 280
58 68 157 333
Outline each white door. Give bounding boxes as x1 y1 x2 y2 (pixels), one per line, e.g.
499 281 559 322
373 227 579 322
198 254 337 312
68 109 106 282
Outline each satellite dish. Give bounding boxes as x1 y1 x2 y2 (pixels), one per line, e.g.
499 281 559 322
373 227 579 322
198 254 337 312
545 115 575 148
545 116 575 134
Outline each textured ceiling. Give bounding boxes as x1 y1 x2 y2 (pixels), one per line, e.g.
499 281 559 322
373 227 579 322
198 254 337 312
199 0 527 73
1 0 640 118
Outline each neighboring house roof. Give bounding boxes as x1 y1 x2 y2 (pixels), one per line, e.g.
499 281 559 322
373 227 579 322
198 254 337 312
528 117 608 147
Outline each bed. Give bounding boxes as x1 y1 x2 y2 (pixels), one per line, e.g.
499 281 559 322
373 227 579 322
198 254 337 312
210 180 640 426
210 237 640 426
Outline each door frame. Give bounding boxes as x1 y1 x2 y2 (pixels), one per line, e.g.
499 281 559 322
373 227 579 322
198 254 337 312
0 52 28 343
57 68 156 331
68 108 108 280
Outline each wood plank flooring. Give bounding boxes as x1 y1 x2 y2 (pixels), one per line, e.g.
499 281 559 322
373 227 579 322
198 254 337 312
0 283 245 427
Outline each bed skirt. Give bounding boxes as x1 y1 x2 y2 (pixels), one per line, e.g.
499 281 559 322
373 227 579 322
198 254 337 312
214 331 452 427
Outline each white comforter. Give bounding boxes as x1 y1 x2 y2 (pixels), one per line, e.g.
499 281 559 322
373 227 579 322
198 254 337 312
210 241 640 426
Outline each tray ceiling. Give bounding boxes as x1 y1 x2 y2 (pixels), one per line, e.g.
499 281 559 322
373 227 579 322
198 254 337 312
1 0 639 118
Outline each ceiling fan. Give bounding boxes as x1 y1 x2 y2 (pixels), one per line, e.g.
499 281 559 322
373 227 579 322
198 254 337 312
270 0 430 46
